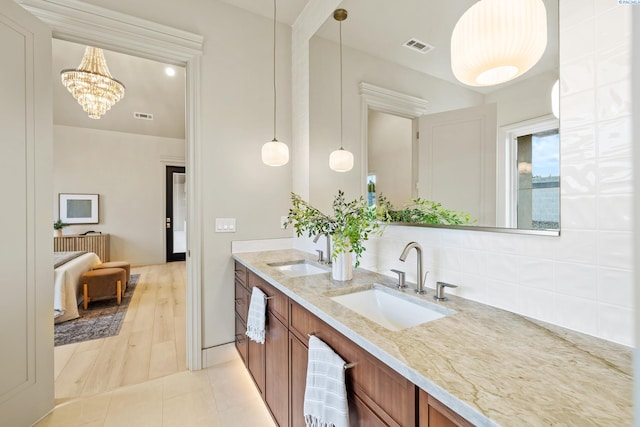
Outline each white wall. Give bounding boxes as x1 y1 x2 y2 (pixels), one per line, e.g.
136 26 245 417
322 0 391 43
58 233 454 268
309 35 484 213
297 0 633 347
53 125 185 266
79 0 294 348
485 69 558 127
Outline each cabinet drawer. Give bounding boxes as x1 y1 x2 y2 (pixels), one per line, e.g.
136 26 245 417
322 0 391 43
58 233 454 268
289 300 324 344
249 271 288 324
235 281 249 323
234 261 247 287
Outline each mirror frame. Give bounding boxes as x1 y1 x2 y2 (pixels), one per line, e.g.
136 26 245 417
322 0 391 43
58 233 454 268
292 0 560 237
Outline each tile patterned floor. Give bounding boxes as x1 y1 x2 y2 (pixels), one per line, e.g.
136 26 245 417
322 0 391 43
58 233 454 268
35 347 276 427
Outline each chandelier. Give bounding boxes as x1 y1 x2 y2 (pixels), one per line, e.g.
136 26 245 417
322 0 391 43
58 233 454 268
60 46 126 119
450 0 547 87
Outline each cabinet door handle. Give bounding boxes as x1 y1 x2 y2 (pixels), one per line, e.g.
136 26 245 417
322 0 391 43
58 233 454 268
235 334 245 344
235 298 243 305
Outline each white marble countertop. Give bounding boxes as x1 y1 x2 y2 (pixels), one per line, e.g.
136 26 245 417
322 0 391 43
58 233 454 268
233 249 632 427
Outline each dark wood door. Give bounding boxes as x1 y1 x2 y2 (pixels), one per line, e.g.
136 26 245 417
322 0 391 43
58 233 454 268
165 165 186 262
265 313 289 426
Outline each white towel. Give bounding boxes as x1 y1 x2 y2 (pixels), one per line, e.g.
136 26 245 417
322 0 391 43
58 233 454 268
303 336 350 427
246 286 267 344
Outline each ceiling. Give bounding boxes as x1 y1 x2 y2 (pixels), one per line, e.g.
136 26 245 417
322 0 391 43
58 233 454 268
52 1 558 138
217 0 311 26
52 38 186 139
219 0 559 95
313 0 559 94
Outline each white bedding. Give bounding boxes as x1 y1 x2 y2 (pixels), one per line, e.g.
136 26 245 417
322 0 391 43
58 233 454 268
54 252 101 323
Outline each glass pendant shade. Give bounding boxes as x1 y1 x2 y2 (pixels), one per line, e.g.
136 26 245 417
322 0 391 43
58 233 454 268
60 46 125 119
329 147 354 172
451 0 547 87
551 79 559 119
262 138 289 167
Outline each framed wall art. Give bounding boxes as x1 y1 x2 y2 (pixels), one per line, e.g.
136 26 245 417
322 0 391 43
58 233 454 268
59 193 99 224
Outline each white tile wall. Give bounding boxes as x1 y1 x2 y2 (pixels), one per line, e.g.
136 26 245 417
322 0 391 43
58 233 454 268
296 1 633 346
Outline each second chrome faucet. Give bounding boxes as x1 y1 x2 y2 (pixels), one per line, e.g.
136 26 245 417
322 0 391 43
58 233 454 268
399 241 427 294
313 232 332 265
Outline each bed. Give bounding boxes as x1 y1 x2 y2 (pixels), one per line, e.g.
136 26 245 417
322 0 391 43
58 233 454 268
54 251 101 323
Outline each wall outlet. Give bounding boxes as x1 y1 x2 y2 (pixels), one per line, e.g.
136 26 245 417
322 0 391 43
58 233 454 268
215 218 236 233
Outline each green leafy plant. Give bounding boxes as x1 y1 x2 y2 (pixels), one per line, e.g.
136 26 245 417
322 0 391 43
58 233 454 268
285 191 388 267
377 194 474 226
53 219 69 230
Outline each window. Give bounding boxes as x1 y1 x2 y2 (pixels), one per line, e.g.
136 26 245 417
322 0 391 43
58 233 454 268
499 115 560 230
515 128 560 230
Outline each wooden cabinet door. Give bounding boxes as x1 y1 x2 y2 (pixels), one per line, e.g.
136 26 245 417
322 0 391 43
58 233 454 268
350 393 387 427
235 314 248 365
265 312 289 427
248 335 265 397
290 333 308 427
419 389 474 427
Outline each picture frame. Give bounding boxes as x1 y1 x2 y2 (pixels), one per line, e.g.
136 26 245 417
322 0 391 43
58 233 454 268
59 193 99 224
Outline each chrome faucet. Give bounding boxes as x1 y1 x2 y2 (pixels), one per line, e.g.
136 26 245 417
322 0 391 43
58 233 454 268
313 232 331 265
399 242 427 294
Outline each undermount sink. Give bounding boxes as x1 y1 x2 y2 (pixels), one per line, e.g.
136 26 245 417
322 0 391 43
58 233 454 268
267 260 329 278
330 285 454 331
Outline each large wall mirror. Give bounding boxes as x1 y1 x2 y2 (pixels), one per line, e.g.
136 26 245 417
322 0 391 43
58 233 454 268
308 0 559 235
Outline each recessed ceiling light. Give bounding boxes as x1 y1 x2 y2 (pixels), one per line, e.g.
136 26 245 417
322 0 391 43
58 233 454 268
165 67 176 77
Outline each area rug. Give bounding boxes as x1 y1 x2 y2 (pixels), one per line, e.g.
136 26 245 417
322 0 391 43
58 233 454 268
54 274 140 346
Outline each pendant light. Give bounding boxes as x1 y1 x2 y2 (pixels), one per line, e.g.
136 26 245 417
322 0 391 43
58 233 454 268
451 0 547 87
261 0 289 167
329 9 354 173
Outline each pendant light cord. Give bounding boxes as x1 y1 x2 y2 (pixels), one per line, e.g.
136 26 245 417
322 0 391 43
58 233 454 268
339 20 344 150
272 0 277 142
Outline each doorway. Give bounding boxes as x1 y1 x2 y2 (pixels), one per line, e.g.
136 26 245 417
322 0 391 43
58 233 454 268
22 0 204 375
166 166 187 262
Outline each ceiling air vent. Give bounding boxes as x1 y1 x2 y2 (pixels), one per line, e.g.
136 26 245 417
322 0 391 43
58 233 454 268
403 38 434 54
134 112 154 120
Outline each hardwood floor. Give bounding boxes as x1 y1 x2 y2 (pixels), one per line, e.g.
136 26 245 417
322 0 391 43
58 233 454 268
54 262 187 404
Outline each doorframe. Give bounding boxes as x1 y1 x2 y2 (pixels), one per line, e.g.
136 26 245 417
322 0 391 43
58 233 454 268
359 82 430 197
18 0 204 370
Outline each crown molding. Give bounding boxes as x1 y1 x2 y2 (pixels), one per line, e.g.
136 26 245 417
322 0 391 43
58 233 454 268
16 0 202 64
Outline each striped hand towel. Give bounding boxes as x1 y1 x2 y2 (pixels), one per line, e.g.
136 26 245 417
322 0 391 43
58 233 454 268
246 286 266 344
303 335 349 427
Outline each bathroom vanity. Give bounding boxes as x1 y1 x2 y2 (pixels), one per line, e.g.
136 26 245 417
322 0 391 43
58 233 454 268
233 249 631 427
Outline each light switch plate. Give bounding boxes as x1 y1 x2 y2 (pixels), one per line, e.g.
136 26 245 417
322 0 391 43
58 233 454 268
215 218 236 233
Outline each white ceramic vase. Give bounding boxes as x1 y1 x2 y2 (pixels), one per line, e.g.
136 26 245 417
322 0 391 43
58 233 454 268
332 251 353 281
